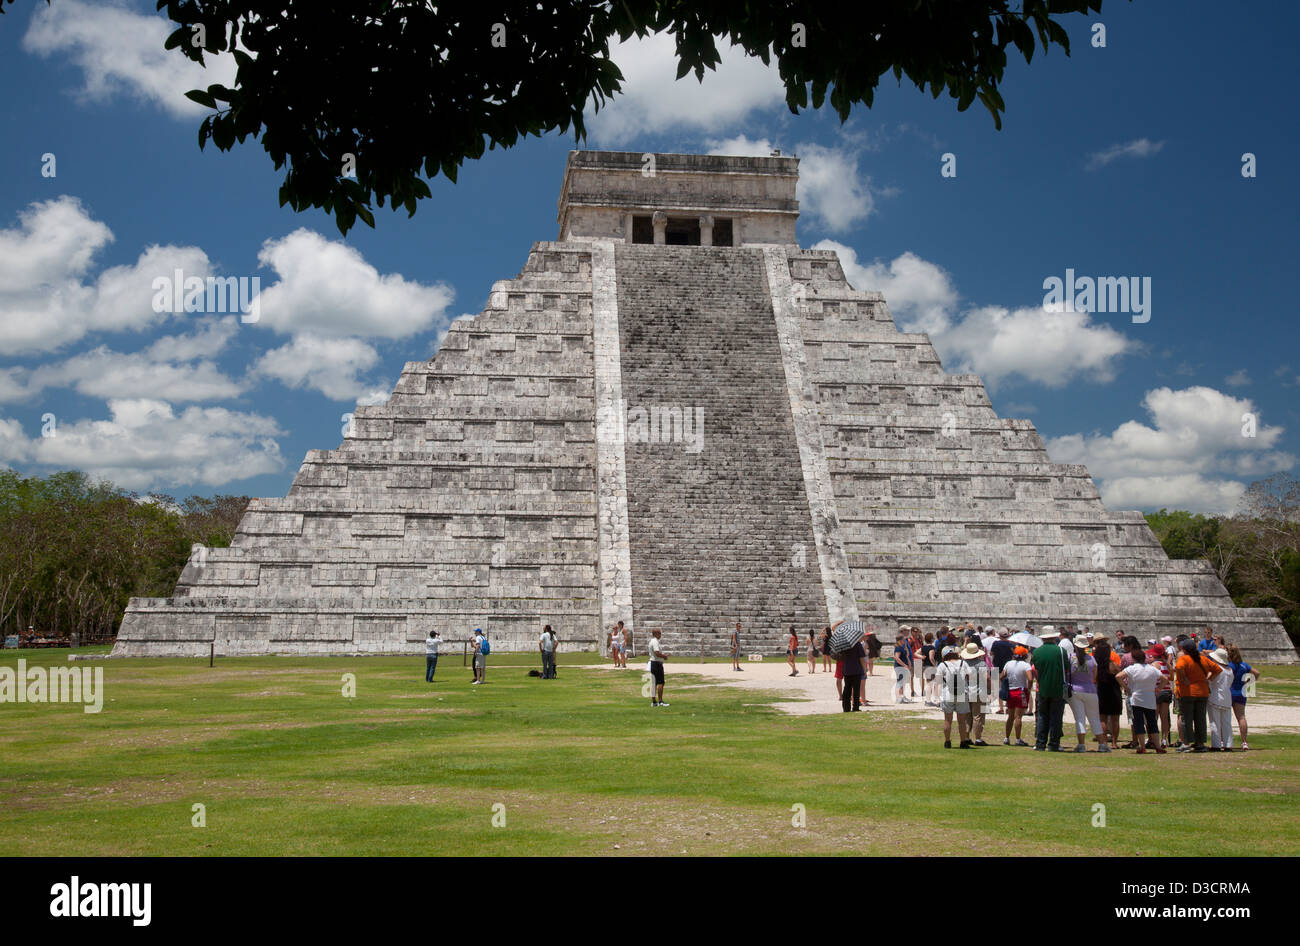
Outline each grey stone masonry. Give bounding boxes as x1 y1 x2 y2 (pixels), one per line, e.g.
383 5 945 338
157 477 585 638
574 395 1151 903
115 242 604 656
113 150 1295 663
614 244 829 655
558 150 799 244
762 245 859 628
590 241 635 648
783 247 1295 662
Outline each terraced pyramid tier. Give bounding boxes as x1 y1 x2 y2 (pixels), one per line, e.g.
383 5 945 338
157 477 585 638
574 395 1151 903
782 247 1293 663
115 243 604 655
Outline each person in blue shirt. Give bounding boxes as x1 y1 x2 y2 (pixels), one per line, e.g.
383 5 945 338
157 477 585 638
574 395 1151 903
893 632 913 703
1197 627 1217 652
1225 642 1258 750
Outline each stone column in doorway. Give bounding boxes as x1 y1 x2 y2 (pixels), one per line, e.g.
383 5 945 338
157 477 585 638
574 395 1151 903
652 211 667 245
699 215 714 247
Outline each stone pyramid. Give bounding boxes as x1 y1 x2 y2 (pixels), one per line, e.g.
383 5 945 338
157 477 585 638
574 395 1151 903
115 150 1296 662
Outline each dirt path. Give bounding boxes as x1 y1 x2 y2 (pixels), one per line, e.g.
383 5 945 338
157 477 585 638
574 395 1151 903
587 659 1300 732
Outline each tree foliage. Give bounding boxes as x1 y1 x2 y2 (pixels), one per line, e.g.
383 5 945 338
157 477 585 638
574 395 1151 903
1145 474 1300 646
18 0 1107 234
1231 473 1300 636
0 470 247 641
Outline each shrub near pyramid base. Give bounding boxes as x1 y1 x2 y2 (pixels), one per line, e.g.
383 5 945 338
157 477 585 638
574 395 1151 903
114 151 1297 663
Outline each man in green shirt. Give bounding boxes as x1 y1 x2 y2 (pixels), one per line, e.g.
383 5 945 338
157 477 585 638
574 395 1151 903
1031 626 1069 752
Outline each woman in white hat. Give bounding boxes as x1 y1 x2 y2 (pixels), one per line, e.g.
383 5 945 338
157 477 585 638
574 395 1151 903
1205 648 1235 750
1066 637 1105 752
960 640 990 746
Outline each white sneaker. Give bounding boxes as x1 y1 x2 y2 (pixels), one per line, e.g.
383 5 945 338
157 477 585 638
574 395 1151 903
659 701 670 707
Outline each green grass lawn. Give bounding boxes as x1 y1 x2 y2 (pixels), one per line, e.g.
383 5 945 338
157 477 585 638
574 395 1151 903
2 647 1298 856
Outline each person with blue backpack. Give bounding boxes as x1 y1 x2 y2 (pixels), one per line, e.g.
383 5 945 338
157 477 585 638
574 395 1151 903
472 628 490 684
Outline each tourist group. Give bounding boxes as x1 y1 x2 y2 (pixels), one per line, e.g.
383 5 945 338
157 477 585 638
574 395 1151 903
825 621 1258 754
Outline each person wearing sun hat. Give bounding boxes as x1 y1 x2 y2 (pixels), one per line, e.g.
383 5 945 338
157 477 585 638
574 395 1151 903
1205 648 1236 750
1030 626 1069 751
936 645 970 748
1066 635 1104 752
960 640 990 745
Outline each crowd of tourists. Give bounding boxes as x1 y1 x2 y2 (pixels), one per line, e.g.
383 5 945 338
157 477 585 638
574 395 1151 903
420 620 1262 741
825 621 1259 753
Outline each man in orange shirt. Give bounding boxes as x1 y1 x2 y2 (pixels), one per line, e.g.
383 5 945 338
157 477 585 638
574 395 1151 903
1174 639 1221 752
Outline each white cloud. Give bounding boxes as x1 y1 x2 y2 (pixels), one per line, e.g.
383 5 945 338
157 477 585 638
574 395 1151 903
705 134 775 157
818 241 1133 388
0 417 29 466
1225 369 1251 387
24 348 243 405
588 33 785 144
706 136 875 233
252 334 382 401
794 142 875 233
0 197 209 354
0 195 112 289
1086 138 1165 170
822 243 957 335
0 370 28 404
1 321 241 406
253 229 454 339
23 0 237 120
14 399 284 491
1095 475 1248 514
355 389 391 408
1 198 441 413
939 304 1133 388
1046 386 1293 514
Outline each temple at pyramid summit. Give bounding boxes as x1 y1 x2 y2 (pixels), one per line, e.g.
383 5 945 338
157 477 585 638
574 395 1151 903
114 150 1296 662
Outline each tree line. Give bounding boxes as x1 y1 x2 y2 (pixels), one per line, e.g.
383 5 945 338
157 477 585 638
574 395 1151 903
0 470 247 641
1145 473 1300 646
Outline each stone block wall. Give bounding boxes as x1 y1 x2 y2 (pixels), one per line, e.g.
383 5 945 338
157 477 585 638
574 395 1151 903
114 242 605 656
782 247 1294 662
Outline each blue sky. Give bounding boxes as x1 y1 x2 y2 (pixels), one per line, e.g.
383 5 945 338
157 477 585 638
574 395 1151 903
0 0 1296 514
